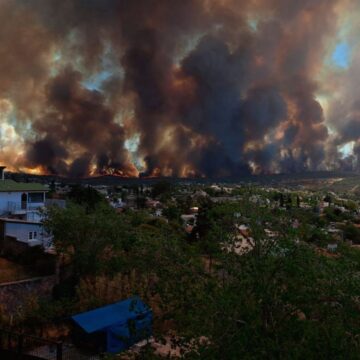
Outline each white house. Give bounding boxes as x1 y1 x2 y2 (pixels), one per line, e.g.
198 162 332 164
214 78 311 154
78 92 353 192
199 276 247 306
0 218 51 247
0 167 47 222
0 166 50 248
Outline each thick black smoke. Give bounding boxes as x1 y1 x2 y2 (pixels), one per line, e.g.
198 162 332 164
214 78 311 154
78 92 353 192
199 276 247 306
27 68 136 176
0 0 356 176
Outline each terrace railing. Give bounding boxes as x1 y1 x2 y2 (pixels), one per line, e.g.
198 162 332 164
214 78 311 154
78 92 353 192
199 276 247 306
0 328 62 360
0 328 100 360
7 201 45 213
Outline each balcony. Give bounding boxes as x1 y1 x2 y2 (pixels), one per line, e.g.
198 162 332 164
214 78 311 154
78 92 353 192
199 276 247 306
7 201 45 217
7 201 26 215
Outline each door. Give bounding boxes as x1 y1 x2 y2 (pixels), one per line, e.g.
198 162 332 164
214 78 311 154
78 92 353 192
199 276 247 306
21 193 27 210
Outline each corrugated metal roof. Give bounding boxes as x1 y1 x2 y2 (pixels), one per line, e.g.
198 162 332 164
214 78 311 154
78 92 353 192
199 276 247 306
0 180 47 192
72 297 150 333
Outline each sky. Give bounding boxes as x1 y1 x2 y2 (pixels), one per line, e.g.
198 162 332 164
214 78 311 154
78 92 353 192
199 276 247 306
0 0 360 177
332 42 350 68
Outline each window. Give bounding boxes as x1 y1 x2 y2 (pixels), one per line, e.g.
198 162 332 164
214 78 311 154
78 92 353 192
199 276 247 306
33 231 37 239
29 232 33 240
28 193 44 203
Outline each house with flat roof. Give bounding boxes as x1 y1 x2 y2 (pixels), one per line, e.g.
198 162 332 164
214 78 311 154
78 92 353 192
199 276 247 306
0 167 51 249
0 167 48 222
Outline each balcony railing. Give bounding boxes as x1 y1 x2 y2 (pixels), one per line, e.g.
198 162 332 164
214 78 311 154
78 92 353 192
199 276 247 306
7 201 45 213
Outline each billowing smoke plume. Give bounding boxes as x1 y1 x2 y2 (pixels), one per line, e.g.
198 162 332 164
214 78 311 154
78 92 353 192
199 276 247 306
27 67 136 176
0 0 358 177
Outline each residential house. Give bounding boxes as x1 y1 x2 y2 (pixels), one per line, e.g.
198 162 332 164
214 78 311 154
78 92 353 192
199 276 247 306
0 167 50 249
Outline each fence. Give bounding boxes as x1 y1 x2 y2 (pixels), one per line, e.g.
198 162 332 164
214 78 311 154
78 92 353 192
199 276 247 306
7 201 43 213
0 328 62 359
0 329 100 360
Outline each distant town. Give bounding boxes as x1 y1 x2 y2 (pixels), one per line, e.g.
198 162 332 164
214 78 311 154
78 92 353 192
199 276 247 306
0 168 359 358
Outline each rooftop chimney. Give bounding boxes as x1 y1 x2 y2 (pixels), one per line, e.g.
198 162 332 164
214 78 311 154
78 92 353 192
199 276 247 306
0 166 6 181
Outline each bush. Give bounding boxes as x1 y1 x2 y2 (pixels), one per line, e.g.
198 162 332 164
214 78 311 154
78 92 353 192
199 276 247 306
342 224 360 244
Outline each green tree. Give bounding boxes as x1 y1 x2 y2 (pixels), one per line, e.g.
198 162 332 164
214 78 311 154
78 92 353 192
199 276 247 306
43 203 133 282
135 201 360 359
342 224 360 244
151 181 173 199
163 205 181 223
37 196 360 359
67 185 105 212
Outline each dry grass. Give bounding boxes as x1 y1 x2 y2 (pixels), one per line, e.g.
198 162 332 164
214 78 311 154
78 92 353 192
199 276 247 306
0 257 34 283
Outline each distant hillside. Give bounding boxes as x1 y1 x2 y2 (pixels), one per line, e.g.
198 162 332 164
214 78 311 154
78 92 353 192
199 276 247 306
4 170 359 187
322 176 360 193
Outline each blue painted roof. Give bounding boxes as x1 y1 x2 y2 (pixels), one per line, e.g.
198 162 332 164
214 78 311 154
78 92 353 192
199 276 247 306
72 297 150 333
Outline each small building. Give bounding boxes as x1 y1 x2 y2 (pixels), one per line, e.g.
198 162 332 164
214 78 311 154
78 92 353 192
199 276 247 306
71 297 152 354
191 190 209 201
181 214 197 228
0 218 50 248
126 192 137 209
0 174 47 222
146 199 161 209
0 167 51 251
189 207 199 214
327 243 338 253
154 208 163 217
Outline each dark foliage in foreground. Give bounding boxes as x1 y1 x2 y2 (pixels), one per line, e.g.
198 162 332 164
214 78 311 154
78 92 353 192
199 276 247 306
14 200 360 359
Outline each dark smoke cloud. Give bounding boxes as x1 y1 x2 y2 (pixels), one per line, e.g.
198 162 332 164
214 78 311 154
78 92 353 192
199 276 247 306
27 137 68 175
28 67 135 176
0 0 357 176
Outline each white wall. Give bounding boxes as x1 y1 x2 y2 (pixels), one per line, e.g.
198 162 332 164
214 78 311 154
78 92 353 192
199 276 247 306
5 222 44 244
0 191 46 216
0 192 22 214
